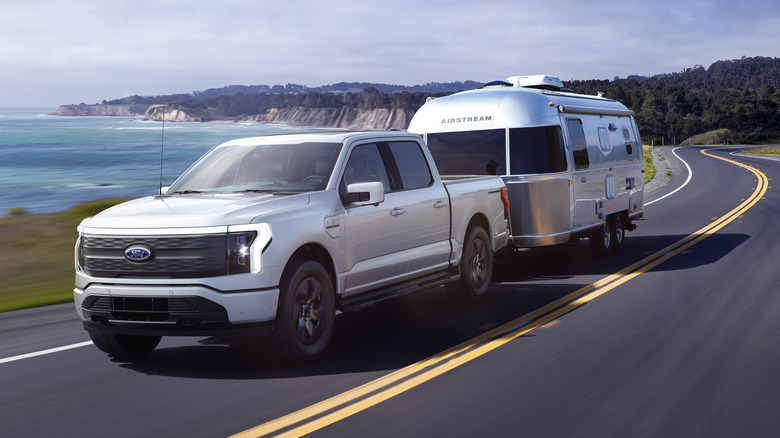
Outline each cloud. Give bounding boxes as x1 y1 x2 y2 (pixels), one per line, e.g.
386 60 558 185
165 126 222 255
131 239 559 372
0 0 778 106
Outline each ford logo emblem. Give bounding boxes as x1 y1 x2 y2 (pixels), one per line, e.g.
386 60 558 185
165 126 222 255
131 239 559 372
125 245 154 262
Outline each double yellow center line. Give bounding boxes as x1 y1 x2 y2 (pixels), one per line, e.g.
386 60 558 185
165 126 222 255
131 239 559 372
233 147 769 438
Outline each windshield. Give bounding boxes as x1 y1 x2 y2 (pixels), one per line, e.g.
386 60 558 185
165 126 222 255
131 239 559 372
168 141 342 193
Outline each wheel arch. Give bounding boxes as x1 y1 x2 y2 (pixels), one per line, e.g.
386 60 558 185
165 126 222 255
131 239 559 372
464 213 492 248
282 243 337 294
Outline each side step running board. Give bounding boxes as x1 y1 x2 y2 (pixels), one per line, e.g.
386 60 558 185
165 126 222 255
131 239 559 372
338 271 459 312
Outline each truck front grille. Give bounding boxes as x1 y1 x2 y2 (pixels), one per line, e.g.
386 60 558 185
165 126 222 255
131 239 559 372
80 234 227 278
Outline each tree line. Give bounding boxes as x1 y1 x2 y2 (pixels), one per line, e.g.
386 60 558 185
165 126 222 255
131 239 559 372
104 56 780 144
566 56 780 143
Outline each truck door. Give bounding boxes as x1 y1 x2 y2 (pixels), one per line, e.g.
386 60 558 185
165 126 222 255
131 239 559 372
386 141 451 277
340 143 409 296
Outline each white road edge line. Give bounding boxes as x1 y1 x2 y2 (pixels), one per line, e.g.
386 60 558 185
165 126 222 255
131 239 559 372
0 341 93 365
646 146 693 206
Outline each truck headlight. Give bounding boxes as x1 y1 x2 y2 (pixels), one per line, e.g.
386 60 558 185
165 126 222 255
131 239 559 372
227 223 272 274
227 232 255 274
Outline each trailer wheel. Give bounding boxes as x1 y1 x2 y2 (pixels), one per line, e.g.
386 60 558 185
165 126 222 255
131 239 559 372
590 221 611 254
451 226 493 301
88 331 161 358
610 215 625 251
271 260 335 363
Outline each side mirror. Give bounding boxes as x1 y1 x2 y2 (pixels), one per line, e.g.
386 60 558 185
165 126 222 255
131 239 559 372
160 186 170 195
343 181 384 206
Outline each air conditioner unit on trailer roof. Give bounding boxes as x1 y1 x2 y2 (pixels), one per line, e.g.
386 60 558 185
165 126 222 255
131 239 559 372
507 75 564 90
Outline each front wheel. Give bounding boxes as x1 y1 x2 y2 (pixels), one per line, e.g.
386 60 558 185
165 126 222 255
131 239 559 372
450 226 493 301
88 331 161 358
590 220 611 255
271 261 335 363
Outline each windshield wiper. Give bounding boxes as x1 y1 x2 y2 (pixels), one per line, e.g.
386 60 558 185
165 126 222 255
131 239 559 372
235 189 301 195
169 190 206 194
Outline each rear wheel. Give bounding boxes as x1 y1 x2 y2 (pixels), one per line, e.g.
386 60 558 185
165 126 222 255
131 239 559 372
271 261 335 363
88 331 161 358
610 215 625 251
450 226 493 301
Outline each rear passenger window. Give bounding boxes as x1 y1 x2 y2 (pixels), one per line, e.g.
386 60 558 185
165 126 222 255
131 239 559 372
566 119 589 169
387 141 433 190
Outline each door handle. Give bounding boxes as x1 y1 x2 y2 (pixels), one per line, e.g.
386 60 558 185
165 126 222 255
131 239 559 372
390 207 406 216
433 200 448 209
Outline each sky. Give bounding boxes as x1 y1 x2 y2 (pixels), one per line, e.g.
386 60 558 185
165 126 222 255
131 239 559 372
2 0 779 107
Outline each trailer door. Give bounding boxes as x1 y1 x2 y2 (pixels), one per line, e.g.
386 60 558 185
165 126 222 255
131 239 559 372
566 118 598 229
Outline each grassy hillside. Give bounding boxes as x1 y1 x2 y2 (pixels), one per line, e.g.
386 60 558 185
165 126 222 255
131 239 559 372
0 200 125 312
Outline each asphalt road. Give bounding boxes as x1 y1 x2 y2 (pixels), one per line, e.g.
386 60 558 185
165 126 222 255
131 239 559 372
2 146 779 437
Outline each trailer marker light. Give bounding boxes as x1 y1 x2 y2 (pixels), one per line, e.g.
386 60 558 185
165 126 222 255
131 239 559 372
500 187 510 220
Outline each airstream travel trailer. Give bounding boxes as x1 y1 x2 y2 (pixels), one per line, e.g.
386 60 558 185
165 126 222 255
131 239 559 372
407 75 644 252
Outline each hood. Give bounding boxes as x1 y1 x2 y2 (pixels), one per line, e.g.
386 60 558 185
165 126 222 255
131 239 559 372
81 192 310 230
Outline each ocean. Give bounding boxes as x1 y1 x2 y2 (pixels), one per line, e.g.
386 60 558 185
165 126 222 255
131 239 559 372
0 108 323 215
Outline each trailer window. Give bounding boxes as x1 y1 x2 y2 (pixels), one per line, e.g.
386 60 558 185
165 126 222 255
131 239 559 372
508 126 566 174
426 129 506 175
566 119 589 169
598 127 611 152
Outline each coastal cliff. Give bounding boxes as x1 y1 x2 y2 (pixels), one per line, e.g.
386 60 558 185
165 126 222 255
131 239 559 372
144 105 202 122
55 103 414 130
144 105 413 130
53 104 149 116
244 107 413 130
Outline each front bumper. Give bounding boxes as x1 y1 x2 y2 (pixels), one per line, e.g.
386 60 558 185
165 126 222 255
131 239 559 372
74 283 279 337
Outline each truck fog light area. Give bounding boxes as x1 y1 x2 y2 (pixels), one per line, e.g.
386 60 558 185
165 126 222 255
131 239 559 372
227 232 257 275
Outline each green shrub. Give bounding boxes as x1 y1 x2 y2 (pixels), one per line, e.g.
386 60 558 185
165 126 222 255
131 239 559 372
6 207 28 216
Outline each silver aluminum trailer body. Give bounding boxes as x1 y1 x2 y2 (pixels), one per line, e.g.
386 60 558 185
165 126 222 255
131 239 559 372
408 76 645 249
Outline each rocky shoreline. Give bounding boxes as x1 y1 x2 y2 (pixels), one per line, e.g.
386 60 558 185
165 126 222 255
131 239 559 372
53 104 414 131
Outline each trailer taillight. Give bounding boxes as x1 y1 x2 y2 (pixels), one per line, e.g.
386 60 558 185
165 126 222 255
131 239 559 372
500 187 510 220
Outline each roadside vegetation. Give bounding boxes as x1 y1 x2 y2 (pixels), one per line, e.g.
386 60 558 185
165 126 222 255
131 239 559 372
643 145 656 184
0 200 125 312
743 144 780 155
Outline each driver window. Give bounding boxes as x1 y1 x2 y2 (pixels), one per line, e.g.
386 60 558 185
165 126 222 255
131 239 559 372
341 143 390 192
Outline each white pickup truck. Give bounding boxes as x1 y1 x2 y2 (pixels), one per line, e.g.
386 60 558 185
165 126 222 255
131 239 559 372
74 131 509 362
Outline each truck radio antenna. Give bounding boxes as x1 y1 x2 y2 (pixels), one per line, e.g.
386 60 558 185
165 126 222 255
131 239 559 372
159 104 166 194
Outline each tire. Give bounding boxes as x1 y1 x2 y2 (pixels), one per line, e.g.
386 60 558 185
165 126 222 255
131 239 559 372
590 220 611 255
451 226 493 301
271 261 335 363
610 215 625 251
88 331 161 358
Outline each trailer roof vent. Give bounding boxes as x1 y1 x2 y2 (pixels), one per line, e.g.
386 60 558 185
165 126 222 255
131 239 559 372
481 80 514 89
507 75 564 91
